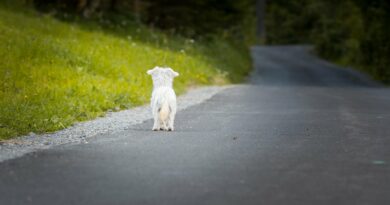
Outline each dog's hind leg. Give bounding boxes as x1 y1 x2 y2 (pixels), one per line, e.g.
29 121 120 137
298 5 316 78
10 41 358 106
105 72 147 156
152 110 160 131
167 112 175 131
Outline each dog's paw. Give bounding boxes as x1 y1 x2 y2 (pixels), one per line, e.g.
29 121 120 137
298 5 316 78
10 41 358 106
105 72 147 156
167 127 174 131
152 128 159 131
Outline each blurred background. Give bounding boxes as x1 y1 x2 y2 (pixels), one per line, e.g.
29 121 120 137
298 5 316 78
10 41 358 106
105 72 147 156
265 0 390 84
31 0 257 44
30 0 390 84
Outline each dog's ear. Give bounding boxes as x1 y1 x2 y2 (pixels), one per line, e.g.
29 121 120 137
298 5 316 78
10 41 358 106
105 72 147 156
147 69 155 75
167 68 179 77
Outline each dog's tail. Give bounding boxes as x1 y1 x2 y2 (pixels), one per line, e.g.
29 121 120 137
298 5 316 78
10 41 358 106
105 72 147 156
159 101 170 122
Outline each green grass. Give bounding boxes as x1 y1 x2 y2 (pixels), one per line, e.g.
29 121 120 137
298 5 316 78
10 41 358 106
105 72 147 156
0 3 251 140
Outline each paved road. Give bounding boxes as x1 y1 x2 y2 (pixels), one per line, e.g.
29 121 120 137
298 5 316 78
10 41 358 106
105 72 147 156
1 46 389 205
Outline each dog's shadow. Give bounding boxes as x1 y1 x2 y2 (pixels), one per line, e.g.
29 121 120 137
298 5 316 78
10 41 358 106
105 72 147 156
127 118 186 132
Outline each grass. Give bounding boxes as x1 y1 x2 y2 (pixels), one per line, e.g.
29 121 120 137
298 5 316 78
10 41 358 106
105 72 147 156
0 3 251 140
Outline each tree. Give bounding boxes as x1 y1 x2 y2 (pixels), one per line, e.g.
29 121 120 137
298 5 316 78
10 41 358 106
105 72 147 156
256 0 266 41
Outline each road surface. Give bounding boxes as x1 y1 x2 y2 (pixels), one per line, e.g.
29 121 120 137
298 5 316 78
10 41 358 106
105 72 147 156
1 46 389 205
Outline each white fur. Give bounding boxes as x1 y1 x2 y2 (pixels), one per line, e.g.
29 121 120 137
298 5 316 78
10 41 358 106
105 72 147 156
147 66 179 131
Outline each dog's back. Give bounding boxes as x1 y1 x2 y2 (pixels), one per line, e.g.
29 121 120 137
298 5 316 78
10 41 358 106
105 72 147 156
151 86 176 117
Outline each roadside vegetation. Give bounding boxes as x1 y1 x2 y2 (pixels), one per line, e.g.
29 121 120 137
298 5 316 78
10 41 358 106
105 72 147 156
0 1 255 139
266 0 390 84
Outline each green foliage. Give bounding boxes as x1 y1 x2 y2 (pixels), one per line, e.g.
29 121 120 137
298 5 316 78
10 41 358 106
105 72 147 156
0 3 251 139
266 0 390 84
144 0 257 45
265 0 317 44
29 0 257 46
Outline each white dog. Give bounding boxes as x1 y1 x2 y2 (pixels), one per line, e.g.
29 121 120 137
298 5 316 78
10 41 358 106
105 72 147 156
147 66 179 131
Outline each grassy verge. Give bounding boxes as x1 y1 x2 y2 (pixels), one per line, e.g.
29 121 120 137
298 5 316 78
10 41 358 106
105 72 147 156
0 3 251 140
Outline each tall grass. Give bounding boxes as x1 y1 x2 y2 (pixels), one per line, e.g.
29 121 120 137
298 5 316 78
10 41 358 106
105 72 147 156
0 4 251 139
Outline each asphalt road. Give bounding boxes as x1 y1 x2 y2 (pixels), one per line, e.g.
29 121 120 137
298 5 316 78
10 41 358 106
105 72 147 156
1 46 389 205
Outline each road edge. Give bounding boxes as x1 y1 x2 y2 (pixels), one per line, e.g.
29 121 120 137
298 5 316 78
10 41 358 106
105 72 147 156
0 85 233 162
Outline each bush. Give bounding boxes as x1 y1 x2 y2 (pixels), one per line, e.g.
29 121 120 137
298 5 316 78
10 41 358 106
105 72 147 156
29 0 256 46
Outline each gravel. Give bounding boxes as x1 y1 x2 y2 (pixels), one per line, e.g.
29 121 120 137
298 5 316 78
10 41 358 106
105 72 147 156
0 86 230 162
